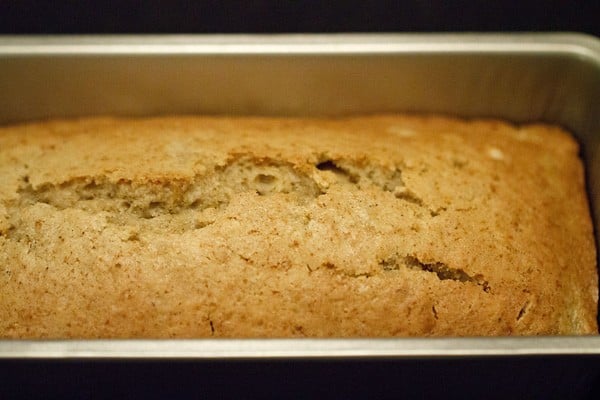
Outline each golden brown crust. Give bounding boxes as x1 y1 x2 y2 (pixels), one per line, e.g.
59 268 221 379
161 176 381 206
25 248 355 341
0 114 596 337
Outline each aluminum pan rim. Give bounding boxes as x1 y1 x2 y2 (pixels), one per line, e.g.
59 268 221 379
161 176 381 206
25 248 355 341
1 337 600 359
0 33 599 64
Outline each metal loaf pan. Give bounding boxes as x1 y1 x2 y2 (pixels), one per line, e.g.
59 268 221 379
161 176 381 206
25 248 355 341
0 33 600 398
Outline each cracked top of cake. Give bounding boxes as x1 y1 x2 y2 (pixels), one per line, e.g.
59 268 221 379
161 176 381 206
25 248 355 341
0 114 596 337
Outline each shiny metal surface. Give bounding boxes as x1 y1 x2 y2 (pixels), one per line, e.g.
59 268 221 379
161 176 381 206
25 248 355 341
0 34 599 359
1 337 600 359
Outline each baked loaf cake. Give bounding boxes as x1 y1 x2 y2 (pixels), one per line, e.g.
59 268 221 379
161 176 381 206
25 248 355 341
0 114 597 337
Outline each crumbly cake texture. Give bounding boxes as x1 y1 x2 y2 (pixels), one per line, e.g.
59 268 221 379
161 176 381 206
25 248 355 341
0 114 597 338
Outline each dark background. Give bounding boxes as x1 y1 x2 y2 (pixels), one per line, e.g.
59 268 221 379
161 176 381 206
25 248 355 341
1 1 599 399
0 0 598 37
